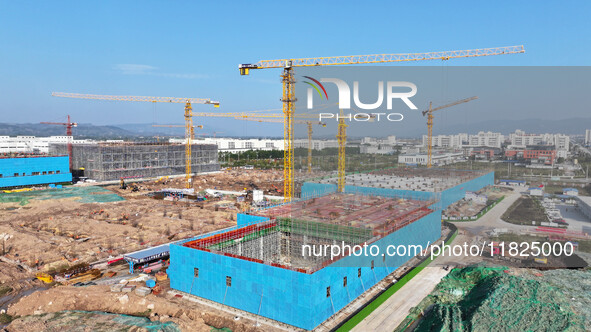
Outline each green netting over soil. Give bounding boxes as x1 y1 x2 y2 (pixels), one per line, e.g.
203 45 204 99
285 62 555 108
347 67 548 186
405 266 587 332
211 327 232 332
0 186 124 205
8 310 180 332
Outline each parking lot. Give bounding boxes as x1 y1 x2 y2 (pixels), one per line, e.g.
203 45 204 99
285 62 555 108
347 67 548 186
556 203 591 234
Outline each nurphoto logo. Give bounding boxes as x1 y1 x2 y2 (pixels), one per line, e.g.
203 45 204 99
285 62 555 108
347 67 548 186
304 76 418 122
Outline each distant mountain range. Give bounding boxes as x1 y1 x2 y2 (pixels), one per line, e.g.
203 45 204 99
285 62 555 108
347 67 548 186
0 123 136 139
1 117 590 139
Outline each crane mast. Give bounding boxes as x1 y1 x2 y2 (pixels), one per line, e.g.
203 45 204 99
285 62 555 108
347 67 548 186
421 96 478 168
240 46 524 200
40 115 78 171
51 92 219 189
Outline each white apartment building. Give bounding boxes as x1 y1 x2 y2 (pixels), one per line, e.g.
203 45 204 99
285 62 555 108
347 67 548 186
361 136 396 145
360 136 397 154
585 129 591 145
294 139 339 150
169 138 284 153
422 134 465 149
465 131 504 148
508 130 570 158
0 136 94 154
171 137 342 153
509 130 569 149
422 132 503 149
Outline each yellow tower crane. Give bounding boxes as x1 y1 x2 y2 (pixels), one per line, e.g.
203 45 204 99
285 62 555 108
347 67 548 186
239 45 525 200
336 110 348 192
421 96 478 168
51 92 219 189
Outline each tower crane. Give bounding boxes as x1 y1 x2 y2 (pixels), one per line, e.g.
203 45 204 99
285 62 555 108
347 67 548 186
51 92 220 189
40 115 78 171
239 45 525 200
336 110 348 192
421 96 478 168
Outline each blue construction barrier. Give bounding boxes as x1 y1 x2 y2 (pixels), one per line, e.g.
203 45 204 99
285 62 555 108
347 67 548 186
0 156 72 188
168 210 441 330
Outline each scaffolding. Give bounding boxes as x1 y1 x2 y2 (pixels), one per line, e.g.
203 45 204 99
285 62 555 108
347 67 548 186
49 142 219 181
184 192 440 273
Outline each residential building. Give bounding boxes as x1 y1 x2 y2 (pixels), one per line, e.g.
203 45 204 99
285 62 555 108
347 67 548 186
169 138 284 153
360 136 397 154
508 130 569 157
422 132 503 149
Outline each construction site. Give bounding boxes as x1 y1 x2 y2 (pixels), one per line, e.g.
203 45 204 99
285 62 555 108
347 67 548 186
49 142 219 182
168 192 442 330
2 11 590 331
303 168 494 208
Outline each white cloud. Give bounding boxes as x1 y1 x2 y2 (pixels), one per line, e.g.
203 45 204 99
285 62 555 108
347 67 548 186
114 64 157 75
114 64 208 79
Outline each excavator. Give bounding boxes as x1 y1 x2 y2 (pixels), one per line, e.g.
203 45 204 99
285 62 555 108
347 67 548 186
119 178 139 192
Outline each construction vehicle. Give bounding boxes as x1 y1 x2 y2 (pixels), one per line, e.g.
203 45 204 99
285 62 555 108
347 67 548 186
35 272 54 284
239 45 525 201
51 93 220 189
40 115 77 171
421 96 478 168
119 178 127 190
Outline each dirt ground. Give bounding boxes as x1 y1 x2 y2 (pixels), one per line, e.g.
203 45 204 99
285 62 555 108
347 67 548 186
0 170 282 271
5 284 278 332
0 169 286 331
111 169 284 195
444 186 513 218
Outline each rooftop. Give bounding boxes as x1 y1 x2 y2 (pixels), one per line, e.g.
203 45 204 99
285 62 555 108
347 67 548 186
183 193 437 273
312 168 487 192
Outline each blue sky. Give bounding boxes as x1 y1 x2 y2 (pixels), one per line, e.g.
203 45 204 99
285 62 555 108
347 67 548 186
0 1 590 136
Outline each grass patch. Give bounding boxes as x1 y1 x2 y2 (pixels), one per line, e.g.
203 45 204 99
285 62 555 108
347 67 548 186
336 231 458 332
501 196 547 226
0 285 13 296
0 313 17 324
131 309 152 318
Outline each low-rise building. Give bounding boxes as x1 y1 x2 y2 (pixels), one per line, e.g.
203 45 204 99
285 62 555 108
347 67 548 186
508 130 569 158
398 151 463 166
563 188 579 196
0 136 94 154
528 187 544 196
505 145 556 165
170 138 284 153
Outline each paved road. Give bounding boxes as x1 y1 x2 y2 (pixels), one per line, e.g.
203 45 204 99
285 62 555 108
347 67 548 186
454 189 527 235
556 203 591 233
350 266 449 332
